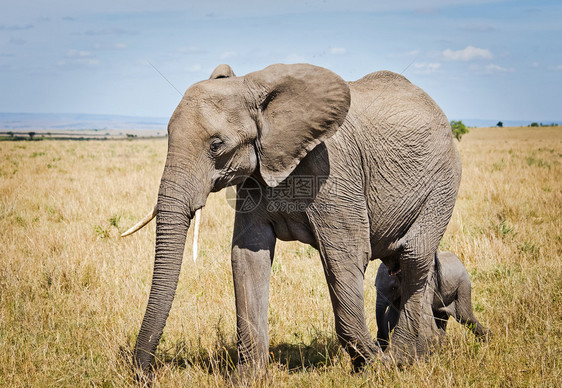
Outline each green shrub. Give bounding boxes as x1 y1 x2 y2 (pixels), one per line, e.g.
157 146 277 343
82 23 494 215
450 120 469 141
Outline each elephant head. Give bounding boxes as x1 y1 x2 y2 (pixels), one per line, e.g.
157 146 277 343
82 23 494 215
132 63 351 372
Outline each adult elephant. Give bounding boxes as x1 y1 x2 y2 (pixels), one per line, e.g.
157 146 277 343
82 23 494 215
126 63 461 375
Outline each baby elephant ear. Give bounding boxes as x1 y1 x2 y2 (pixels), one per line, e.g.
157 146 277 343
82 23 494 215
245 64 350 187
209 64 236 79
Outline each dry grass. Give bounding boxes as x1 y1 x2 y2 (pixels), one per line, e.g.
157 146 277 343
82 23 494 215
1 127 560 387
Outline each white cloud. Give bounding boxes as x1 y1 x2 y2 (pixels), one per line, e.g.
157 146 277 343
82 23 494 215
388 50 420 59
284 53 307 63
486 63 514 73
443 45 492 61
66 49 93 58
92 42 127 50
531 62 539 68
186 64 202 72
57 58 100 67
414 6 438 14
9 37 26 45
220 51 237 59
462 23 495 32
57 49 99 67
178 45 203 53
329 47 347 55
412 62 441 74
469 63 515 75
0 24 34 31
549 65 562 71
83 27 132 36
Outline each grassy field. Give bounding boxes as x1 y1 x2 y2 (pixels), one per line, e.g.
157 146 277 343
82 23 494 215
1 127 560 387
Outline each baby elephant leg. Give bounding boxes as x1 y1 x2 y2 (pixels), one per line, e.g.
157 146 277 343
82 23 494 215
454 278 491 339
433 310 449 332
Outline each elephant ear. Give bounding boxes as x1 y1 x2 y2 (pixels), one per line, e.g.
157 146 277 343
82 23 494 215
209 64 236 79
245 63 350 187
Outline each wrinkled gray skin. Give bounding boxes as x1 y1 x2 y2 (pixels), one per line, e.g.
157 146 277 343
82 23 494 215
375 252 490 350
133 63 462 376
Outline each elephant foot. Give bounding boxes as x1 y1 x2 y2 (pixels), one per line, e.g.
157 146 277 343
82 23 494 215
380 341 415 369
475 325 492 342
132 367 155 388
346 343 384 373
382 329 445 368
229 362 268 387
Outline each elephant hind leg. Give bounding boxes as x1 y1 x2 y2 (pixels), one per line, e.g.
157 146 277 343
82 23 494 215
385 245 442 365
324 264 382 370
384 199 454 364
308 201 381 371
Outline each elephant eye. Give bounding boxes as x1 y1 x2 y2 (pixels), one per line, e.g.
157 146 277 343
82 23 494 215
210 138 224 154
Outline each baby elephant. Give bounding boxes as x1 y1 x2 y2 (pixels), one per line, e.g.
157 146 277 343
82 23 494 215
375 251 490 350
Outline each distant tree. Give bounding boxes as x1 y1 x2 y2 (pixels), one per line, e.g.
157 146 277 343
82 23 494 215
7 131 14 138
450 120 469 141
28 132 36 140
497 121 503 127
529 122 558 127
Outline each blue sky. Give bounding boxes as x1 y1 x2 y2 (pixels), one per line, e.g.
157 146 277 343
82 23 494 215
1 0 561 122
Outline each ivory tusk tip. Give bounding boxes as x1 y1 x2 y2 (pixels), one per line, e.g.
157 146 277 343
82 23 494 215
120 230 133 238
120 205 157 238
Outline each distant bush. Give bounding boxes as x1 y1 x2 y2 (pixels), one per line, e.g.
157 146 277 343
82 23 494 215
497 121 503 127
450 120 469 141
529 122 558 127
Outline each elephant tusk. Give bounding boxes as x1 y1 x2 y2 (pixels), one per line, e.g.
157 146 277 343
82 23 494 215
192 208 201 263
121 205 157 237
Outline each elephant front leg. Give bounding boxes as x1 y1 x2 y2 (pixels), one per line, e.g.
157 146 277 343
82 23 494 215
231 211 276 377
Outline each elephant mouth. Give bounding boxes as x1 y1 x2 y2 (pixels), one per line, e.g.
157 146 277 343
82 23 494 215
388 268 402 277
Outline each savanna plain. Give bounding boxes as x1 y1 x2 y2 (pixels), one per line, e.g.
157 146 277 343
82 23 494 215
0 126 560 387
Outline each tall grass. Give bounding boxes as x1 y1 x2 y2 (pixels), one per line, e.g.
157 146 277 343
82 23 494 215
0 127 560 386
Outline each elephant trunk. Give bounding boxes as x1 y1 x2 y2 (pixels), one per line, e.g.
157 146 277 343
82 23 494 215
133 187 193 372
